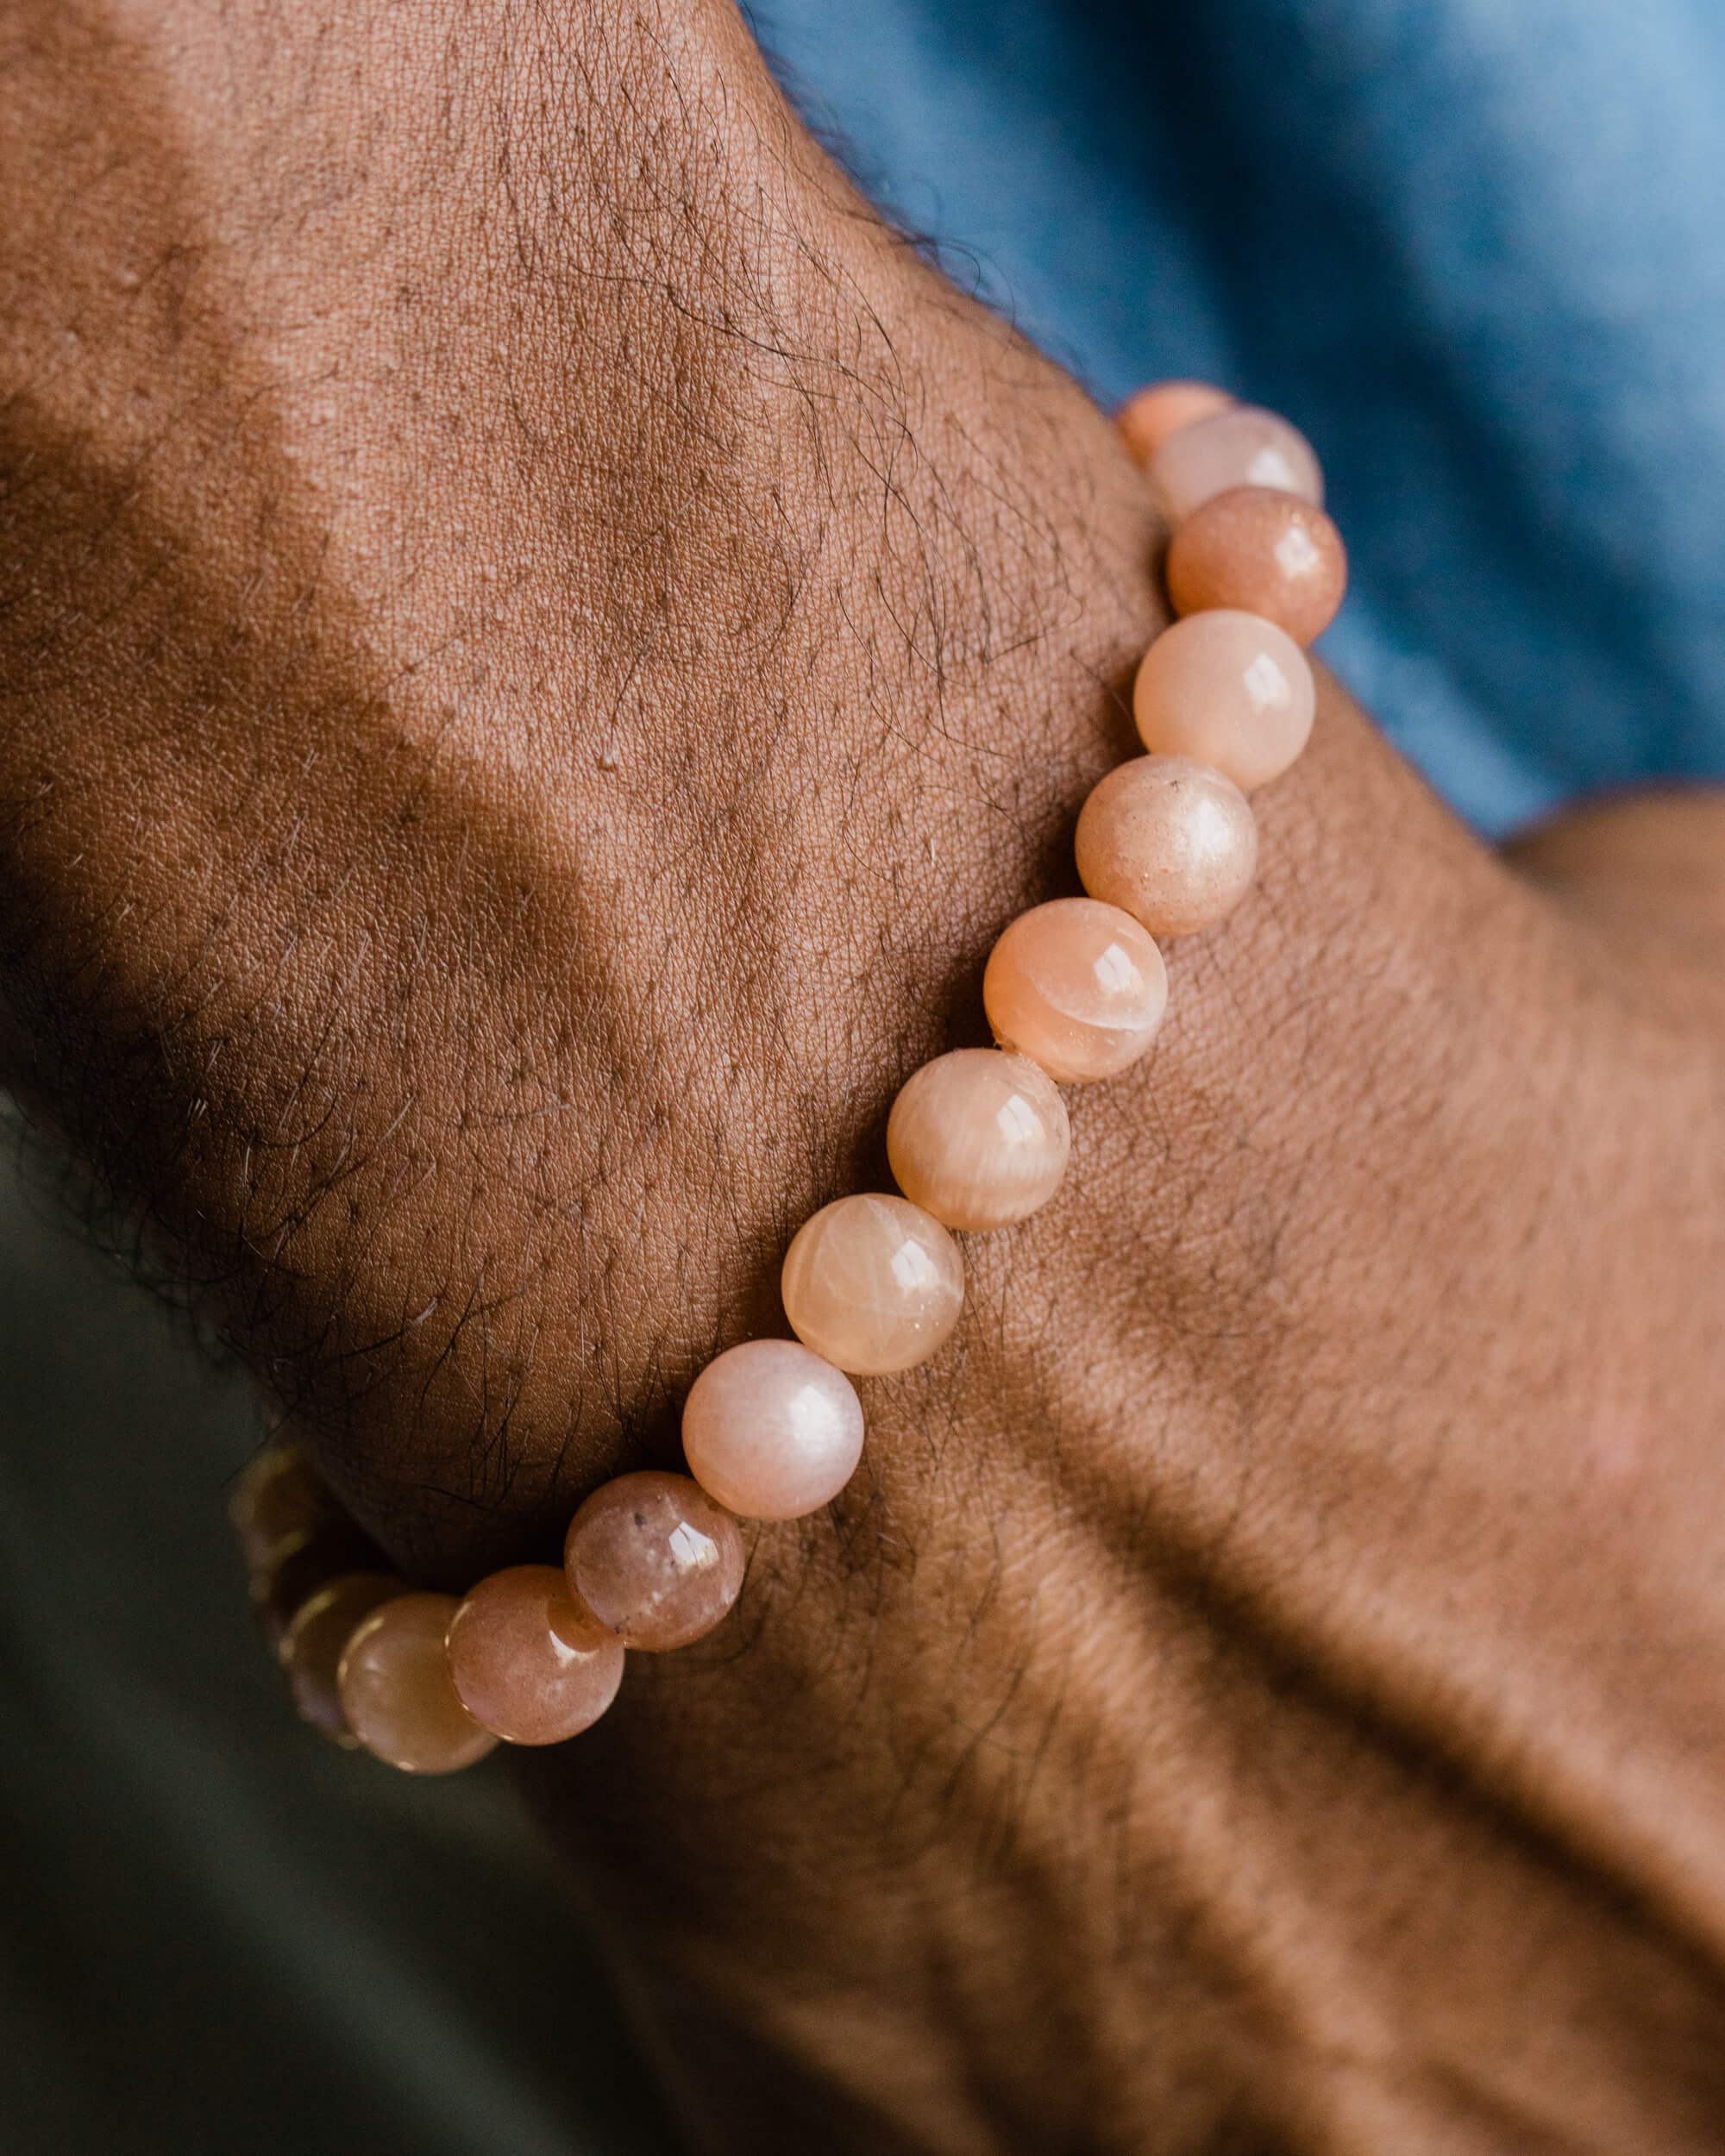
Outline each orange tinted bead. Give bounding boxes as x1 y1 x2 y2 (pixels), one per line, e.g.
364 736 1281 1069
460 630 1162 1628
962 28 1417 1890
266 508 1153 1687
445 1566 625 1745
1075 756 1258 938
1165 486 1347 647
1115 381 1235 471
565 1472 746 1651
887 1050 1070 1231
982 899 1168 1082
337 1593 499 1774
781 1194 964 1376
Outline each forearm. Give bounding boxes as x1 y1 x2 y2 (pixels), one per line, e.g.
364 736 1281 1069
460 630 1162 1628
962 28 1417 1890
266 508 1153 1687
7 6 1725 2152
0 0 1145 1533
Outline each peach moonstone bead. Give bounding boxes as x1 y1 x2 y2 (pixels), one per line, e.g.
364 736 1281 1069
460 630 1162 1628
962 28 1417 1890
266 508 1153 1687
1132 610 1315 792
1076 755 1258 937
1165 486 1347 647
982 899 1168 1082
445 1565 625 1745
682 1338 865 1519
781 1194 964 1375
1115 381 1235 471
282 1570 405 1743
1146 404 1323 525
337 1593 499 1774
565 1471 746 1650
887 1049 1070 1231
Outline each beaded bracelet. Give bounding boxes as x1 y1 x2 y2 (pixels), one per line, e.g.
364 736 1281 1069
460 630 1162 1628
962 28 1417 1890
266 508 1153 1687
231 380 1346 1772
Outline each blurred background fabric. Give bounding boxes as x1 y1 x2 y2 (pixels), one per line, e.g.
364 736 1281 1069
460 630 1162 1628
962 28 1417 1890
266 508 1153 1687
752 0 1725 837
9 2 1725 2147
0 1139 683 2156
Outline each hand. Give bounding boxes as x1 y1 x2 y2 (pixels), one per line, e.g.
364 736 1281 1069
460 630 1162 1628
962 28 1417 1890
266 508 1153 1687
4 5 1725 2149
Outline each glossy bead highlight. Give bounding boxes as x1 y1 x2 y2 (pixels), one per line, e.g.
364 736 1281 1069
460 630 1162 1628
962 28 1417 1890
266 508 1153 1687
337 1593 499 1774
282 1571 405 1743
1076 755 1258 937
253 1519 393 1656
781 1194 964 1375
682 1338 865 1519
1165 486 1346 646
1146 405 1323 525
565 1471 746 1651
983 899 1168 1082
446 1565 625 1745
1116 381 1235 471
887 1049 1070 1231
1132 610 1315 792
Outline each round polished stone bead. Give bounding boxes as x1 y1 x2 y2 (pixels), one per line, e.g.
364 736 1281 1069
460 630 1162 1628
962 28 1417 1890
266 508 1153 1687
229 1442 344 1569
445 1565 625 1745
281 1571 406 1743
1165 486 1346 646
982 899 1168 1083
1115 381 1235 471
337 1593 499 1774
1075 755 1258 938
1132 610 1315 792
781 1194 964 1376
564 1471 746 1651
1146 405 1323 525
886 1049 1070 1231
682 1338 865 1519
252 1519 393 1655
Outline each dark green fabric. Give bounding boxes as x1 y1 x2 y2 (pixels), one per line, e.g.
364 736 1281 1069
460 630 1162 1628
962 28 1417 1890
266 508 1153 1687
0 1141 681 2156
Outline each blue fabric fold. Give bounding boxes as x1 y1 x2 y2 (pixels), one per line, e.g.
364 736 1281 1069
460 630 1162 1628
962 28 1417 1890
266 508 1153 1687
748 0 1725 835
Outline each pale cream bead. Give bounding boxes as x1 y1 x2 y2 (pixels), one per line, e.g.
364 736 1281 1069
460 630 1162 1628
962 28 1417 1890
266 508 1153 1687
781 1194 964 1375
1075 755 1258 937
682 1338 865 1519
1132 610 1315 792
886 1049 1070 1231
982 899 1168 1082
1146 404 1323 525
336 1593 499 1774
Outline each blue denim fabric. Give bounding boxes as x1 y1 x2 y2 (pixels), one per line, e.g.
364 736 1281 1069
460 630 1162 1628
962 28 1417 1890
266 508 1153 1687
746 0 1725 837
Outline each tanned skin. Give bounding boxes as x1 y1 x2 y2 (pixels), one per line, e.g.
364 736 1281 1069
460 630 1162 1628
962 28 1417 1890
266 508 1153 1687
4 3 1725 2148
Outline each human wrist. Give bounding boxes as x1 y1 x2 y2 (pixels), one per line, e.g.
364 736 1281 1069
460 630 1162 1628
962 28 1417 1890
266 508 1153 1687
0 0 1164 1563
25 14 1725 2147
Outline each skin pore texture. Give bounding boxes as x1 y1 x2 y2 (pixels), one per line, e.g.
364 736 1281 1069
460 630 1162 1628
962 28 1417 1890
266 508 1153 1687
4 3 1725 2150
